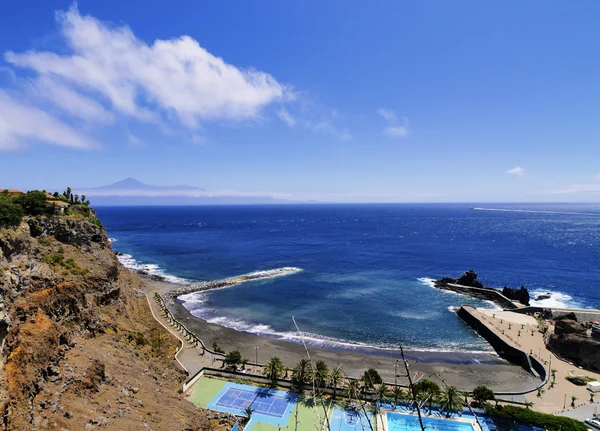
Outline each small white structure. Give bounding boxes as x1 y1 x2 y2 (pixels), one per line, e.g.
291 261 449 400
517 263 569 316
587 381 600 393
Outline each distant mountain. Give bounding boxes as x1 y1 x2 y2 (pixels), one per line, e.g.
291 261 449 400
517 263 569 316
76 178 304 205
83 178 204 192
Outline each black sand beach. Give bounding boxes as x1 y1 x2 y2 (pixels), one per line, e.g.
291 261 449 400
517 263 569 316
145 277 539 394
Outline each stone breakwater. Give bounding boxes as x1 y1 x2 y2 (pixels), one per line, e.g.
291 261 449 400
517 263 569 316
166 267 302 299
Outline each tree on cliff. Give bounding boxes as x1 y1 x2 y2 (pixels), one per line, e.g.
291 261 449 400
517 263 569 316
16 190 47 215
0 201 24 228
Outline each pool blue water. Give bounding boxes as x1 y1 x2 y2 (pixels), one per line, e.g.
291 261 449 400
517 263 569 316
329 408 373 431
386 411 476 431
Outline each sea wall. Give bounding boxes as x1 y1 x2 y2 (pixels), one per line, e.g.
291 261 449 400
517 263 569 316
457 306 547 384
510 307 600 323
166 267 302 299
438 284 518 309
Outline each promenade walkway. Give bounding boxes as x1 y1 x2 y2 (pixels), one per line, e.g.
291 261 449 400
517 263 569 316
141 284 212 376
470 308 600 415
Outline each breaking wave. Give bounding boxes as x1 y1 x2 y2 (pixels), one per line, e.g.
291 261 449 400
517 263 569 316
116 253 193 285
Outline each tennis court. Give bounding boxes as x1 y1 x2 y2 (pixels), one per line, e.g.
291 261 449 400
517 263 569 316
214 386 291 418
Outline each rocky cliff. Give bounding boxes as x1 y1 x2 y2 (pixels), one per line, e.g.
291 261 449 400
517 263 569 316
547 316 600 372
0 216 231 430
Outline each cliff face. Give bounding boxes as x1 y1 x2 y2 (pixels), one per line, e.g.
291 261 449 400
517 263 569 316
0 216 230 430
548 318 600 372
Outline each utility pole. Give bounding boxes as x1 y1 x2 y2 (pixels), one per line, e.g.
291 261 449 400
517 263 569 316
400 345 425 431
255 346 259 365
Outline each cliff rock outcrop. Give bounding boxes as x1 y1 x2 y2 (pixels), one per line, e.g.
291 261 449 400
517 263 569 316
501 286 530 306
548 316 600 372
0 216 229 430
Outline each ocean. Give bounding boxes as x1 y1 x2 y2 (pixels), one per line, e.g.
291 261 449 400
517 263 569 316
97 203 600 353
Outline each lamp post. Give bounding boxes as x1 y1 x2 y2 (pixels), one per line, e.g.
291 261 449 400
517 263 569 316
564 393 567 410
255 346 259 365
394 360 399 386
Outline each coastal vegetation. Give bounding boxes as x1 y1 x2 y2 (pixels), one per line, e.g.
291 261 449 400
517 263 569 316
0 187 101 229
492 405 587 431
263 357 286 386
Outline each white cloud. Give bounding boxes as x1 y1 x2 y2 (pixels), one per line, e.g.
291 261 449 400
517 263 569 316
377 108 409 138
4 5 291 131
277 108 296 127
32 76 114 123
506 166 525 177
0 90 99 150
377 108 396 122
306 120 352 141
383 126 409 138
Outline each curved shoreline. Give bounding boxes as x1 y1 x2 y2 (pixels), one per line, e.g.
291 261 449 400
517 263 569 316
140 274 540 393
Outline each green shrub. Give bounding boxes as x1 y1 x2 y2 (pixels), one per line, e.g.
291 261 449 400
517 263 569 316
493 405 587 431
0 201 24 228
15 190 48 215
565 375 595 386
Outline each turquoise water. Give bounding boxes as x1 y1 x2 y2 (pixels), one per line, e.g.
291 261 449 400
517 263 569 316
386 412 475 431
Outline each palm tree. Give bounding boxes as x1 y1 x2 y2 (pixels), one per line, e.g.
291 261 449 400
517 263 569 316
524 401 534 409
243 406 254 422
263 357 285 387
571 395 577 408
329 365 345 399
375 383 388 405
537 388 545 398
440 386 464 417
551 368 557 383
292 358 311 392
314 360 330 390
415 379 441 412
240 358 249 371
590 393 595 404
347 379 360 401
391 386 405 408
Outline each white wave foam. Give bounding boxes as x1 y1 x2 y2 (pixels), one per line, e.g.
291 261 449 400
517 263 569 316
473 207 600 217
116 253 192 285
447 306 459 313
417 277 436 288
529 289 580 309
108 237 118 243
179 295 491 354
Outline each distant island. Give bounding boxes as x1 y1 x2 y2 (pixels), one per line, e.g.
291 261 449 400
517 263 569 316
75 178 305 206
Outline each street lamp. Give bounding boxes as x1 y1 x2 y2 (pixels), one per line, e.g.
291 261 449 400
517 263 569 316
394 360 399 386
255 346 259 365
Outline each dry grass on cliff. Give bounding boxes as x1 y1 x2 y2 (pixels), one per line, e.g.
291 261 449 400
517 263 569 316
2 225 234 431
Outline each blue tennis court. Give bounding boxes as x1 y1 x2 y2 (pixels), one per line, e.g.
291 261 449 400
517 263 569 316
206 382 297 428
215 387 290 417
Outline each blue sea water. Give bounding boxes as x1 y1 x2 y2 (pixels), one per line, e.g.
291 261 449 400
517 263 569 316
97 204 600 353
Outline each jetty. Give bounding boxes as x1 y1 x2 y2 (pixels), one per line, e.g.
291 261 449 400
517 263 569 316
165 267 302 299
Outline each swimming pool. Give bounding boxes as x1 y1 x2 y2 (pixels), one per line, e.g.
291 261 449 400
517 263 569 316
386 412 476 431
329 407 373 431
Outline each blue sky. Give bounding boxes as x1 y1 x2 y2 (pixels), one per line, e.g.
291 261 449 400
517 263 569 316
0 0 599 202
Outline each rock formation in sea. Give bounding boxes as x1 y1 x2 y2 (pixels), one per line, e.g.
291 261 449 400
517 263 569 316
0 213 233 430
436 269 484 288
501 286 531 306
